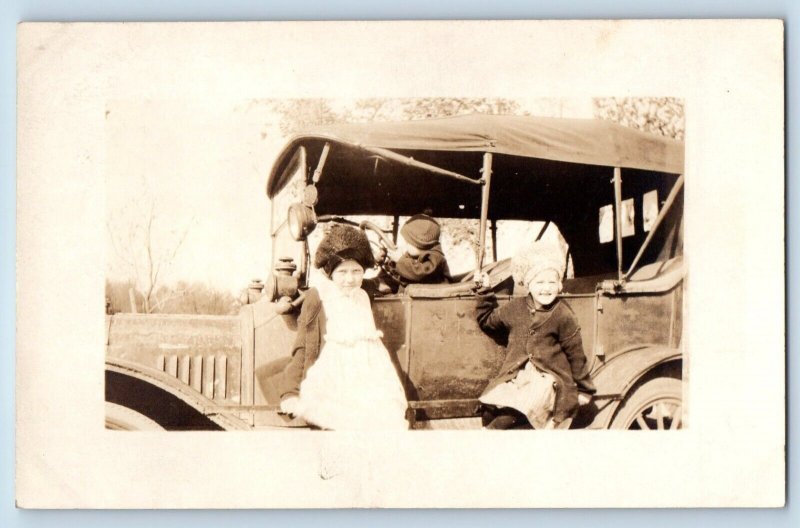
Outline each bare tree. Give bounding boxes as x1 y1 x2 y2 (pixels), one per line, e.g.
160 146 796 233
107 185 192 314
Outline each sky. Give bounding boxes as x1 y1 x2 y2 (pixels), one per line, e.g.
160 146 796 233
105 98 284 293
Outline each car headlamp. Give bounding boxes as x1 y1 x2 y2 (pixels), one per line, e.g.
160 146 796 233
287 203 317 241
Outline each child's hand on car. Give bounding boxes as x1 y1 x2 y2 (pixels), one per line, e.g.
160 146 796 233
279 396 299 416
476 271 491 288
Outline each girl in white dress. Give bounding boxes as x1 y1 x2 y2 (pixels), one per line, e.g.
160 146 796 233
279 224 409 431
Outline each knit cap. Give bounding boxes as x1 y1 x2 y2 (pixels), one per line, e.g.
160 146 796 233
400 214 441 250
314 224 376 276
511 241 566 287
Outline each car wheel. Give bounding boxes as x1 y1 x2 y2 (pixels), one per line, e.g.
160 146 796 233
610 377 682 430
105 402 164 431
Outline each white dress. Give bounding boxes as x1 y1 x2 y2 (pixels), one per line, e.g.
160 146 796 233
294 277 409 430
479 361 557 429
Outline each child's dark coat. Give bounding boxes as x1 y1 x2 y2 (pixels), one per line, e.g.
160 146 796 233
477 295 596 423
391 243 450 284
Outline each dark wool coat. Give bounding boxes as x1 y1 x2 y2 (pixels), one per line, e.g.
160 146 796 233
392 243 451 284
276 287 327 401
477 295 596 423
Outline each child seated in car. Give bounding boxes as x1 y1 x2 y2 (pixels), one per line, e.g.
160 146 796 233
476 241 595 429
384 213 451 286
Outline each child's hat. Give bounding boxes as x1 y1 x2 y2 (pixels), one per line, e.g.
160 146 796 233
314 224 375 276
512 241 566 286
401 214 441 250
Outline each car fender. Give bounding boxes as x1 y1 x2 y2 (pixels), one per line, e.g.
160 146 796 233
588 345 682 429
106 357 249 431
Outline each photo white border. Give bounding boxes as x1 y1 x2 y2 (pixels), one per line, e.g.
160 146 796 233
10 15 782 507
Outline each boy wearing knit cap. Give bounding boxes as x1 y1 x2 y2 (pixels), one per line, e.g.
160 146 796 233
385 213 451 286
476 241 595 429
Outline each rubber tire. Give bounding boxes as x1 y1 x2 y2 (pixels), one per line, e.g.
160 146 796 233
610 377 682 430
105 402 165 431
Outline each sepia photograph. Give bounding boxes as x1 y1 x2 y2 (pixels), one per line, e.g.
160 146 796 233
104 96 686 432
15 20 784 508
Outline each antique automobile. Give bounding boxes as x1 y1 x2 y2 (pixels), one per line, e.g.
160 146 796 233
105 113 685 431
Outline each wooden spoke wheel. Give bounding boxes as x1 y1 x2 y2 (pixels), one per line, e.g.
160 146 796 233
611 377 682 430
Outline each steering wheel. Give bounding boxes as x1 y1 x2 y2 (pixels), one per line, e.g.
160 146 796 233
359 220 398 274
359 220 396 251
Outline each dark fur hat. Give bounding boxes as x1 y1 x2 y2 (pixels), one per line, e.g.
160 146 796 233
314 224 375 276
